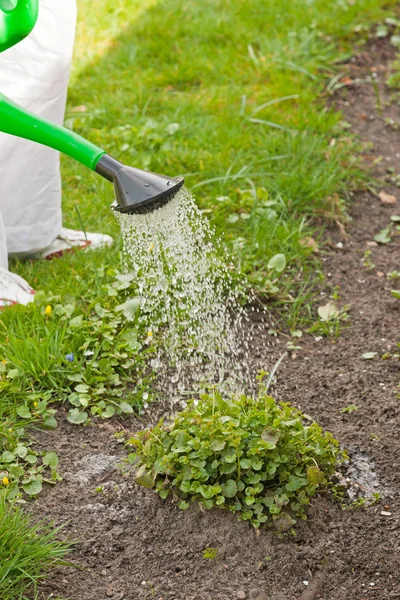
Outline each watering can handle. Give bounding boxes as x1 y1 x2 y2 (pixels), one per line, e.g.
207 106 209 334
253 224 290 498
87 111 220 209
0 0 39 53
0 92 106 170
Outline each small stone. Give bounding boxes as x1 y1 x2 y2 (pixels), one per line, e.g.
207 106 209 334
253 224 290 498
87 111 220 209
336 242 343 248
303 581 309 586
366 241 378 247
237 592 247 599
381 510 392 516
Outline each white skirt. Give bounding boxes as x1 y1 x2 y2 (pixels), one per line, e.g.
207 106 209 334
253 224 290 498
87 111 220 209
0 0 77 268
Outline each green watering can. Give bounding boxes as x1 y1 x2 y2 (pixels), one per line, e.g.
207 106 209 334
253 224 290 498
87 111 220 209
0 0 183 214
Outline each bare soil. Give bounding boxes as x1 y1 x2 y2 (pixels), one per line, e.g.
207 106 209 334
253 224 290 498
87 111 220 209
34 37 400 600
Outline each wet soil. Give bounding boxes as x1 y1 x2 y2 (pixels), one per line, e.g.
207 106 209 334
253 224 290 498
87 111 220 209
34 37 400 600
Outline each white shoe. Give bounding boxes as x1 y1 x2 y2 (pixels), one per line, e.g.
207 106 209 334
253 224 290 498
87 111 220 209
39 228 113 260
0 266 35 308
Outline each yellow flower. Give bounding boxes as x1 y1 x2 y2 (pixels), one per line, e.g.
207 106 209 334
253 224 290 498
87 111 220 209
147 329 153 338
33 401 38 408
44 305 52 316
148 243 155 253
1 359 6 365
8 428 12 433
2 477 9 486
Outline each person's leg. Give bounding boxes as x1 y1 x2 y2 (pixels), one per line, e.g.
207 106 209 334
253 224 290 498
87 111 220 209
0 0 77 256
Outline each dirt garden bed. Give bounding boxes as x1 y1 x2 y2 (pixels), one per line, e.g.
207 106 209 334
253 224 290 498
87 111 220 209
33 38 400 600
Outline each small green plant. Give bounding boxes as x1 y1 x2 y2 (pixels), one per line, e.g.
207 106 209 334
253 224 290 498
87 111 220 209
129 387 342 531
308 290 350 338
0 410 61 501
203 547 218 560
362 250 375 271
0 497 71 600
387 270 400 280
340 404 358 414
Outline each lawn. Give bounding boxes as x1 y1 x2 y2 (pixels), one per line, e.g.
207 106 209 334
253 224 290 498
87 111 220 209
0 0 398 597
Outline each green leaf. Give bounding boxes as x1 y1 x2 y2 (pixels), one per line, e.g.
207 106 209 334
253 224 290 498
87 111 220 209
102 405 116 419
16 405 31 419
210 439 226 452
67 373 84 382
115 298 141 320
220 462 237 474
43 451 59 470
120 401 134 414
267 253 286 273
240 458 252 469
67 409 88 425
22 479 42 496
306 466 324 485
222 447 237 463
178 500 190 510
2 451 15 463
69 315 84 327
391 34 400 48
273 511 293 532
25 454 38 465
42 416 57 430
261 426 280 448
374 227 392 244
391 290 400 299
135 465 155 489
7 368 19 379
221 479 237 498
286 475 308 492
75 384 89 394
175 430 191 449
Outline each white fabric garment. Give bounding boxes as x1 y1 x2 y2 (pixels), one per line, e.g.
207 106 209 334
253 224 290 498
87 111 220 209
0 0 77 269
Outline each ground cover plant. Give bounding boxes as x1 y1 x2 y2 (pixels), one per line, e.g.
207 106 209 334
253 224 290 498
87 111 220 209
0 497 71 600
130 387 342 531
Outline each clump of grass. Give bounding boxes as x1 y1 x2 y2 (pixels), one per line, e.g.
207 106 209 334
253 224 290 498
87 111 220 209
0 497 71 600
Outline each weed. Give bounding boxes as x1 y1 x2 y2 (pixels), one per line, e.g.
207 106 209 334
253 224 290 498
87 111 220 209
203 547 218 560
362 250 376 270
340 404 358 414
129 384 342 531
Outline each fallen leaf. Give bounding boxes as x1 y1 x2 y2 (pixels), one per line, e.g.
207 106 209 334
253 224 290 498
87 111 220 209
361 352 377 360
379 191 397 205
300 237 318 251
317 302 339 322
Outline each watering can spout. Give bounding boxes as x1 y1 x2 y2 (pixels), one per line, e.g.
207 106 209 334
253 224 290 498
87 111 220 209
0 0 39 53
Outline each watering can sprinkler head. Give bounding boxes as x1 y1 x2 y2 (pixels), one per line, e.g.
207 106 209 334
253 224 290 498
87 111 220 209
95 154 184 215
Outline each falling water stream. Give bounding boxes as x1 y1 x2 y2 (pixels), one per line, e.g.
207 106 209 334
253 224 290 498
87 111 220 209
115 187 259 399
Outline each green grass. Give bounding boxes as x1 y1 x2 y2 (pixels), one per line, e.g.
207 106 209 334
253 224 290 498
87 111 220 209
0 497 71 600
11 0 395 315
